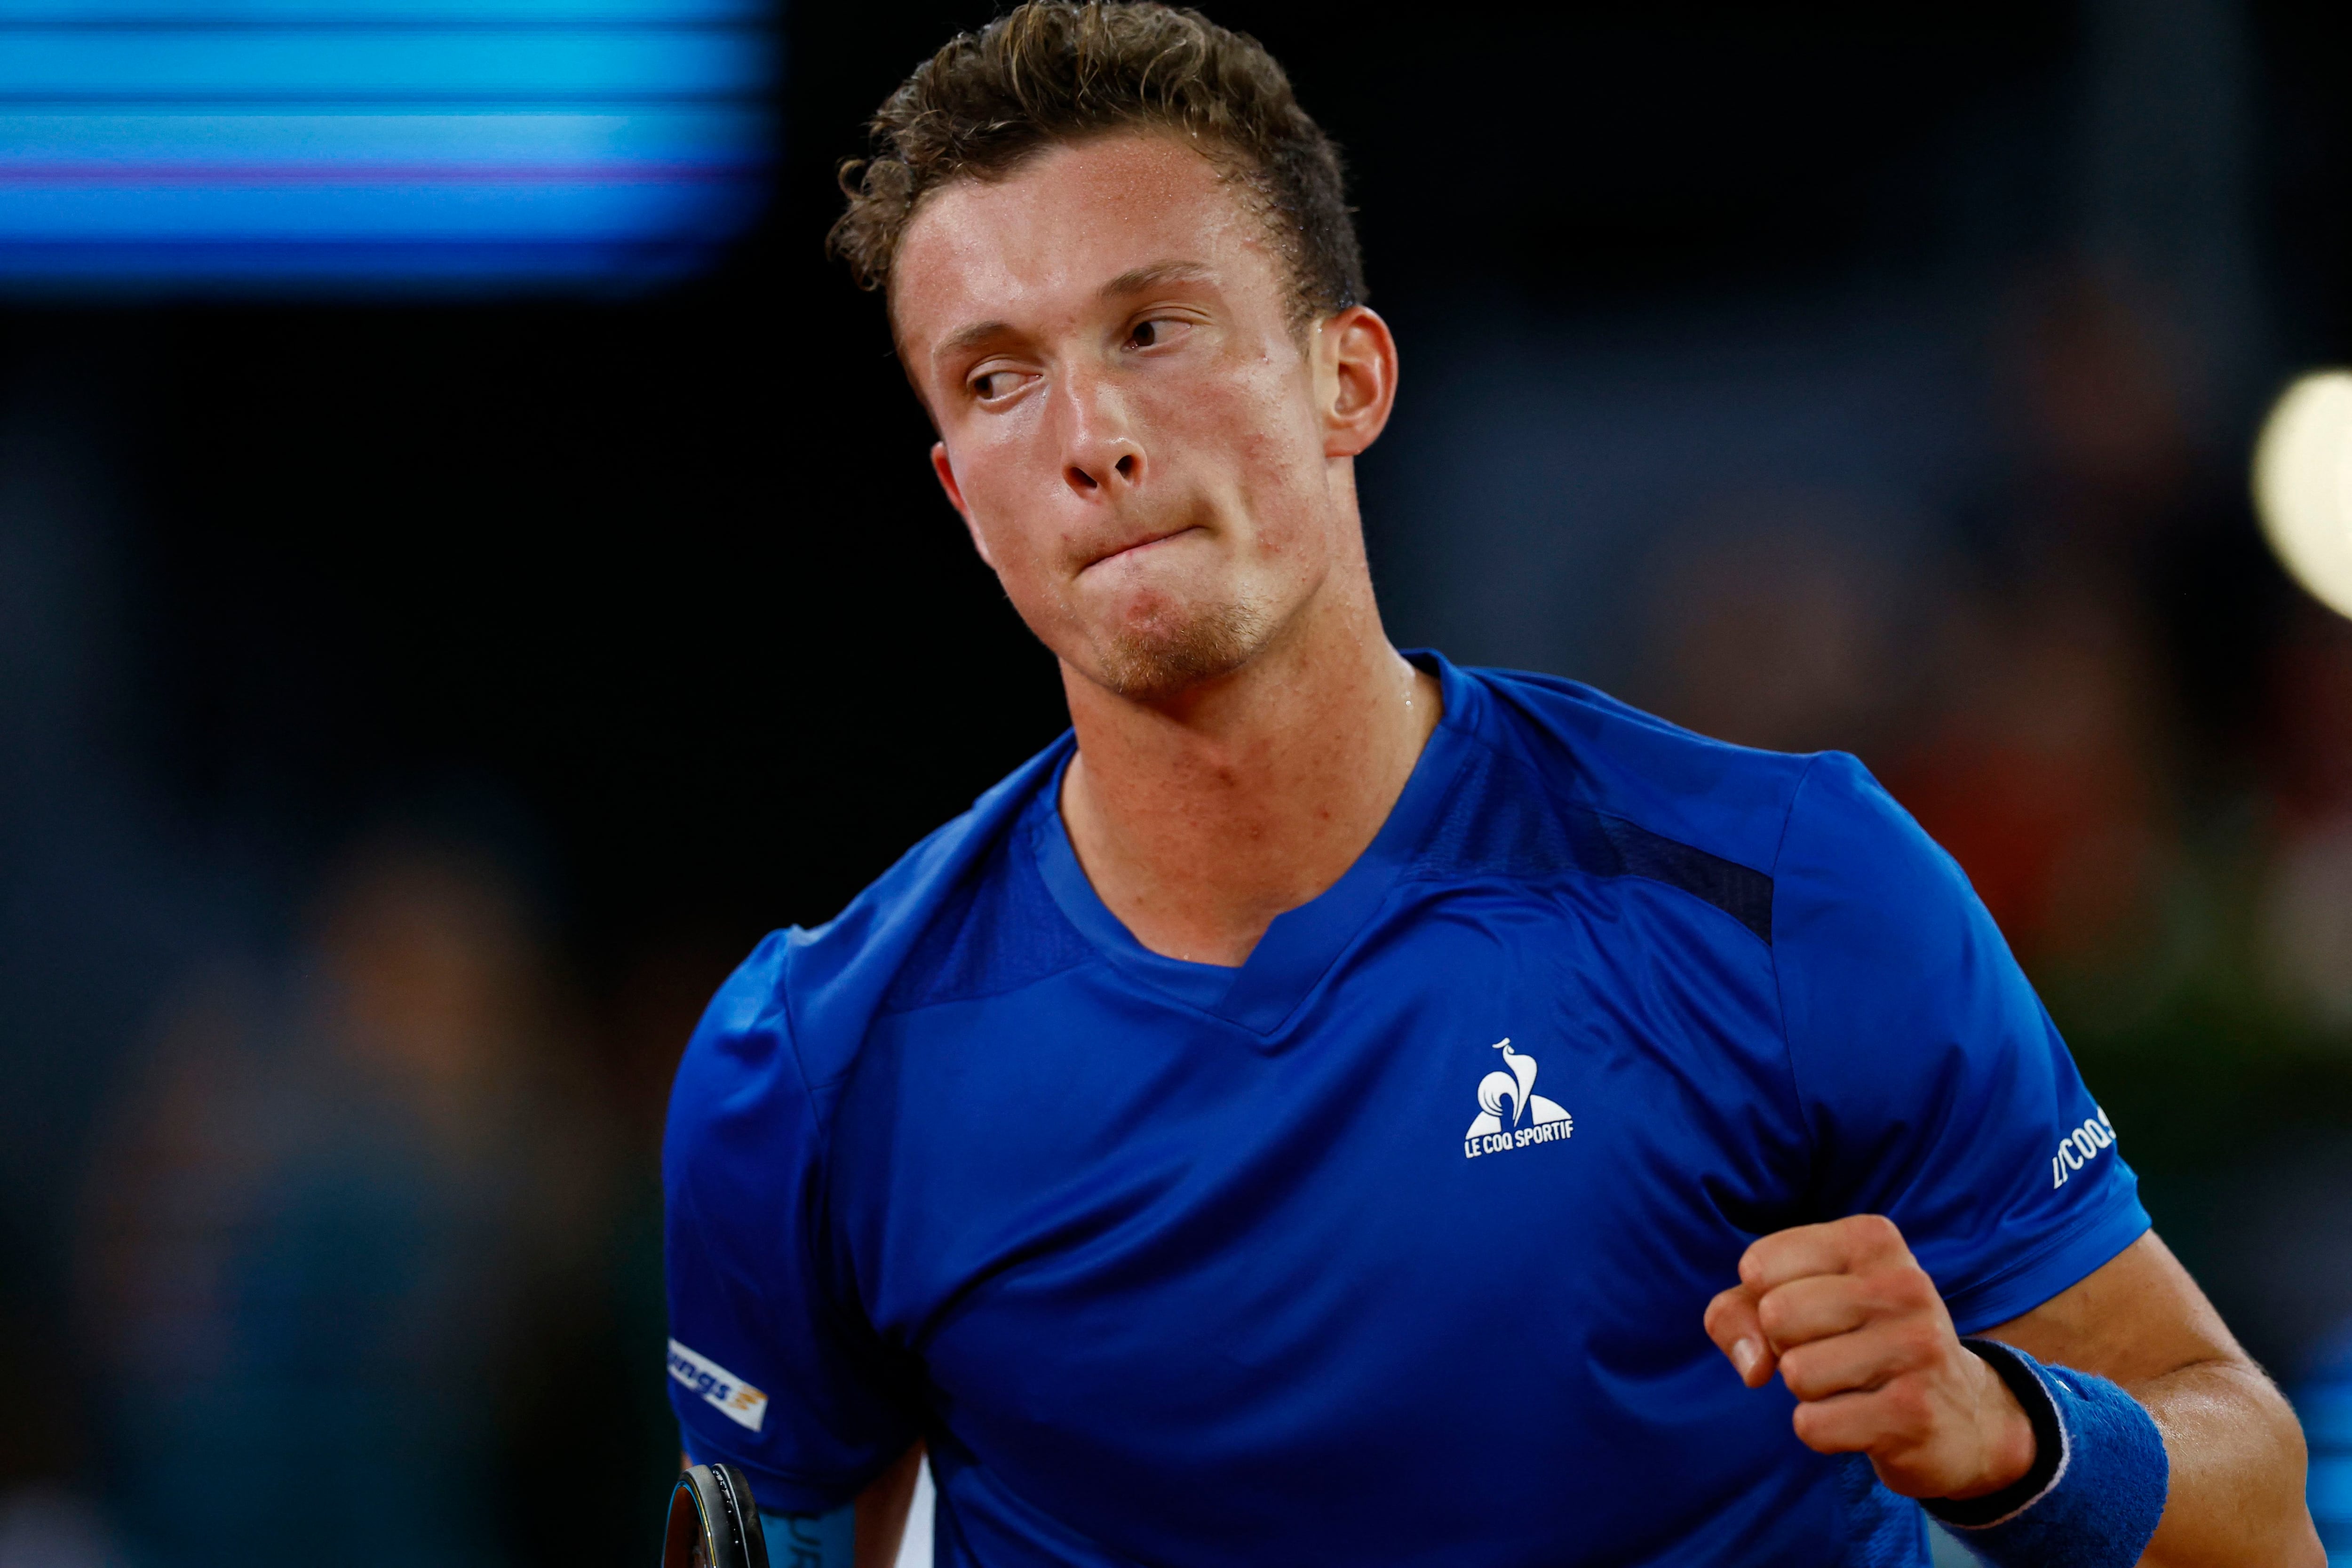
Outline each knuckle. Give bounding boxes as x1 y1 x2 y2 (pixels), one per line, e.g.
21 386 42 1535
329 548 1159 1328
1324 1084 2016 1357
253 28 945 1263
1865 1327 1921 1378
1859 1269 1939 1329
1898 1321 1947 1369
1885 1268 1937 1310
1880 1379 1931 1434
1849 1214 1902 1254
1778 1348 1828 1402
1790 1401 1852 1455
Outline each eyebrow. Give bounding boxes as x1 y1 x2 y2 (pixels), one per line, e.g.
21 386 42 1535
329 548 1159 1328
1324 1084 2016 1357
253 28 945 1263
1100 260 1216 301
936 318 1015 361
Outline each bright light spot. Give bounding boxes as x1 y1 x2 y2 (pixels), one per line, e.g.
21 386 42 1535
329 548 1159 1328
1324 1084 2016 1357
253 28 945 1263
2256 370 2352 621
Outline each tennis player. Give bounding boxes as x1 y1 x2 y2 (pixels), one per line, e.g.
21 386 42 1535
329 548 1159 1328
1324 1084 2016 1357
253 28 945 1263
662 5 2319 1564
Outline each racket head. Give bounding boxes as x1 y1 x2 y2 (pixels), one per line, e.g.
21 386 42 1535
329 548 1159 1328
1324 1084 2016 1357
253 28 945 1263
663 1463 770 1568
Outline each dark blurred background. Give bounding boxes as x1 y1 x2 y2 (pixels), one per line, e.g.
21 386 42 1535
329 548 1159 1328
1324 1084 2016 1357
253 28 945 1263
3 0 2352 1563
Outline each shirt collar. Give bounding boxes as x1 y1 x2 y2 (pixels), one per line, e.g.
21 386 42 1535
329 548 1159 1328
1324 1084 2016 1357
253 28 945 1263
1029 651 1478 1036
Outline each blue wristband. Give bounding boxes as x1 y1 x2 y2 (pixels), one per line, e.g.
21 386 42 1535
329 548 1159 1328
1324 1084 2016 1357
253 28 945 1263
1920 1338 2168 1567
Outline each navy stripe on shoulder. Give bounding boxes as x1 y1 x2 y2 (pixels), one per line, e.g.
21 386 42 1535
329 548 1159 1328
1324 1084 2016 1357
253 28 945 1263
1407 739 1775 943
1591 811 1774 943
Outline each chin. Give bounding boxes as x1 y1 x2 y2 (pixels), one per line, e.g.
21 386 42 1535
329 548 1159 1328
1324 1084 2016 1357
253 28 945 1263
1092 599 1270 702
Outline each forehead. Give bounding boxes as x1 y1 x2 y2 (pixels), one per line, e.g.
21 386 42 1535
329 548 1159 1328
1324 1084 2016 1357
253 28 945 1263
890 132 1281 354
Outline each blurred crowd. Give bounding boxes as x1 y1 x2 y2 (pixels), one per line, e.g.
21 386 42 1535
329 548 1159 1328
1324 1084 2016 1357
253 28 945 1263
0 821 715 1568
74 840 662 1567
0 369 718 1558
1 841 726 1568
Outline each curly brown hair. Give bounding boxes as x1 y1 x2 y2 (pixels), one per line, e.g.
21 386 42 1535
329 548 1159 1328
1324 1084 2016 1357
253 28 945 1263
828 0 1364 328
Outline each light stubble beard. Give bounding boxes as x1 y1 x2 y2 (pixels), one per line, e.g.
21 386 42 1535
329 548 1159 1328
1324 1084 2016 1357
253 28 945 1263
1093 598 1272 704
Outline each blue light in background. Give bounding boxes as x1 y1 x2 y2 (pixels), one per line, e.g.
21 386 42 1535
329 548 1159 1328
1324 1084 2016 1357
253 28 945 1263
2297 1341 2352 1564
0 0 778 290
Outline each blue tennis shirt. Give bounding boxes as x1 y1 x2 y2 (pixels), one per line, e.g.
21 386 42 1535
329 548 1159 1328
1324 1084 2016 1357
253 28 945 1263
663 653 2148 1567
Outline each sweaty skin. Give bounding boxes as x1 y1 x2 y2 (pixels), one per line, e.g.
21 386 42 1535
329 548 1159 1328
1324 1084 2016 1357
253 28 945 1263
858 127 2319 1564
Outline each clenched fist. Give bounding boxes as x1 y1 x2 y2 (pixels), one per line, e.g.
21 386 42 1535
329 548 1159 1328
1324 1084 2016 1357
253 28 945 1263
1703 1214 2037 1502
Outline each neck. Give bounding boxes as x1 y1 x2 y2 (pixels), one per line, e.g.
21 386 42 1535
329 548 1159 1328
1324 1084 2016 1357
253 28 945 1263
1057 571 1442 967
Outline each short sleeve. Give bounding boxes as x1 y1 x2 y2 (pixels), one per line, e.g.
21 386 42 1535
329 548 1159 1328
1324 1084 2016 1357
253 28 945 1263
662 933 920 1512
1772 753 2151 1333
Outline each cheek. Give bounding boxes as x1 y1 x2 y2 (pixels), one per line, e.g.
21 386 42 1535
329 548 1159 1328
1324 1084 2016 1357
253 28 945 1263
950 426 1056 554
1200 371 1330 535
955 445 1084 622
1156 358 1319 490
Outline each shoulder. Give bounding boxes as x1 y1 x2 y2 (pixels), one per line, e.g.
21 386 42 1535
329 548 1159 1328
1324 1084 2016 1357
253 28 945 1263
1458 663 1945 887
1460 664 1815 867
662 930 809 1202
1770 748 1980 954
664 733 1075 1178
1446 665 1827 939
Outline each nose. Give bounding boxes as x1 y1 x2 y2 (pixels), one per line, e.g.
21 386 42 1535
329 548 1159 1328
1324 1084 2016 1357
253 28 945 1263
1056 366 1145 500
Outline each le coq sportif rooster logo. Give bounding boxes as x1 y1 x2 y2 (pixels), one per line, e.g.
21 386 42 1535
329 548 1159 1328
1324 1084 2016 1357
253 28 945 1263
1462 1038 1573 1159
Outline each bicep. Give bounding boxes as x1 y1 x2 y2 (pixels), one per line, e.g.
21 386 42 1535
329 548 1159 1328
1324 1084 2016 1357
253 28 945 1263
1977 1231 2244 1387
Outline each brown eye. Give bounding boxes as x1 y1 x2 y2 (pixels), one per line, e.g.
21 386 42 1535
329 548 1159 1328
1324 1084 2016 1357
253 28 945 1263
1131 320 1159 348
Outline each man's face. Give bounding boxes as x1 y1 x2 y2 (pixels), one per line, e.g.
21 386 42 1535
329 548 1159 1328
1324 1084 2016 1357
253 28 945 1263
893 132 1389 703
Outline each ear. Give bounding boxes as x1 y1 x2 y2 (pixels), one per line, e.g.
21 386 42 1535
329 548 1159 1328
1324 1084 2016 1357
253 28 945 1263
1315 306 1399 459
931 441 996 568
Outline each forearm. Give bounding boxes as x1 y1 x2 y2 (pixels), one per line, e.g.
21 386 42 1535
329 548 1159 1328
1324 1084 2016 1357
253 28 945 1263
850 1444 924 1568
2130 1357 2320 1568
1955 1233 2321 1566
